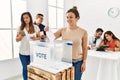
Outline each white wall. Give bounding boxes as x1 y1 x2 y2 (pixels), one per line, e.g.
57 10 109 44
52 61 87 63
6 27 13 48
64 0 74 26
0 1 48 79
0 58 22 80
64 0 120 38
27 0 48 26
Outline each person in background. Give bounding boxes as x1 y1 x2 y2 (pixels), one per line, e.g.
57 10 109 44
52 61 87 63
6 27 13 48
88 28 104 49
34 13 47 42
45 6 88 80
16 12 41 80
99 31 120 51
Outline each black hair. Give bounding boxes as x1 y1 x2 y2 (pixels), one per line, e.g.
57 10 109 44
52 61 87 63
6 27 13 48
96 28 104 33
20 12 35 33
36 13 44 17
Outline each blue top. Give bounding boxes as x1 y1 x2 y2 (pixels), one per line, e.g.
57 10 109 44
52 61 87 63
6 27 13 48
38 24 46 35
34 23 46 35
34 23 47 41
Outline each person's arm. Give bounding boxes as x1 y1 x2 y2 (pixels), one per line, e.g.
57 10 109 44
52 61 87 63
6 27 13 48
54 30 62 39
44 26 63 40
115 40 120 51
88 36 96 49
54 28 63 39
16 27 25 42
81 31 88 73
100 40 114 51
82 33 88 63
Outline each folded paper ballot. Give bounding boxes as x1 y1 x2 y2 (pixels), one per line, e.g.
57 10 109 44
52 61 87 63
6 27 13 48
46 30 55 43
26 33 36 41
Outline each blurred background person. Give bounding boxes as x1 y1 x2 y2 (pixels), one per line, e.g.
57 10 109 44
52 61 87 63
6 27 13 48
99 31 120 51
34 13 47 42
88 28 104 49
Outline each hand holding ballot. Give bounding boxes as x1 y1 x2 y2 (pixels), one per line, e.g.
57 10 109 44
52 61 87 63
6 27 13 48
44 26 49 32
44 26 55 43
27 33 37 41
19 30 26 36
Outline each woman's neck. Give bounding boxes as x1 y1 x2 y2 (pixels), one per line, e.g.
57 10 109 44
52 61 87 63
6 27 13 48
69 25 78 29
25 24 29 32
109 39 114 43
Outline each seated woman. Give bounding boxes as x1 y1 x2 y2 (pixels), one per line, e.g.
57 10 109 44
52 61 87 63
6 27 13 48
99 31 120 51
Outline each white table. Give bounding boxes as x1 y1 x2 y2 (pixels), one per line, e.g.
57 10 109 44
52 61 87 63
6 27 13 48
82 50 120 80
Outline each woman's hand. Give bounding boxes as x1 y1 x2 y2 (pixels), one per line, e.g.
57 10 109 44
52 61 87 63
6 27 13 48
30 36 36 40
81 62 86 73
41 35 46 38
105 48 114 51
91 44 96 48
16 33 25 42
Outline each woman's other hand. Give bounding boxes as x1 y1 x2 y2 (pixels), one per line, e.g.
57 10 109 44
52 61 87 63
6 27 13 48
30 36 36 40
81 62 86 73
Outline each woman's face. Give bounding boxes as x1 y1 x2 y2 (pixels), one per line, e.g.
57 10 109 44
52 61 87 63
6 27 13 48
105 34 112 41
23 14 30 24
66 12 78 26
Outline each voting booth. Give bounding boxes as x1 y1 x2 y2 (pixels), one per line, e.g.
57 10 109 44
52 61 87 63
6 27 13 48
28 40 74 80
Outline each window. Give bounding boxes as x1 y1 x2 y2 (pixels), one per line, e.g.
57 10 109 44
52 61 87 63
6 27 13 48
48 0 64 29
0 0 11 28
0 0 26 61
0 30 12 60
12 0 26 58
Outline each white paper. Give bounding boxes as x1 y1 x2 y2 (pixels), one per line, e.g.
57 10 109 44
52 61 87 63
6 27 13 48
40 31 44 35
46 30 55 43
26 33 36 41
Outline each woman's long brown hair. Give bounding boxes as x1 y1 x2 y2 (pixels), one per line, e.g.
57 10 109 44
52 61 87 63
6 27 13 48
103 31 120 44
20 12 35 33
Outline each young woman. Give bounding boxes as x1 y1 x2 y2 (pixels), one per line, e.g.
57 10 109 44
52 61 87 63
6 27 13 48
45 6 88 80
16 12 41 80
100 31 120 51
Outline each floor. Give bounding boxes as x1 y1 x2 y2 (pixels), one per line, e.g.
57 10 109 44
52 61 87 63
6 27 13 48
5 75 22 80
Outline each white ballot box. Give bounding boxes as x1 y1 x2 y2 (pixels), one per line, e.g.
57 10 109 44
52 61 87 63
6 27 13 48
28 40 74 80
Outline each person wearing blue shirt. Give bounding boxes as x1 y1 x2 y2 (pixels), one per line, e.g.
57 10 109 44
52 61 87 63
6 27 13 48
88 28 104 49
34 13 47 41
